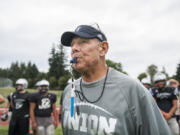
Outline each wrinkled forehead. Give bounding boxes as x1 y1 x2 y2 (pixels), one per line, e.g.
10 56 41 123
169 81 177 85
71 36 100 46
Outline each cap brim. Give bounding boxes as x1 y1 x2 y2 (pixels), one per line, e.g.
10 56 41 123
61 31 96 47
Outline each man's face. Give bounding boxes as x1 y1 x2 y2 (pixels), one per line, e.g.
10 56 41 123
143 84 150 89
169 82 178 88
41 85 48 90
71 37 102 72
156 81 166 89
16 84 23 91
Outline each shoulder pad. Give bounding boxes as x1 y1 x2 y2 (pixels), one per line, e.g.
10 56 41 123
151 87 159 93
166 86 175 91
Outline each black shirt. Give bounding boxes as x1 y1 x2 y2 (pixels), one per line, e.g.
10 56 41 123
29 92 57 117
12 91 30 118
152 86 177 113
7 93 13 112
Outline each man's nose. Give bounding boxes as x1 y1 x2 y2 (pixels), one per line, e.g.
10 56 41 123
71 43 80 53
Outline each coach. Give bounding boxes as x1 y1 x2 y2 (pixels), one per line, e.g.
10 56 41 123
60 24 173 135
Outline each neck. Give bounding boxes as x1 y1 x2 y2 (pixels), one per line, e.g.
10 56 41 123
39 91 48 95
82 65 108 82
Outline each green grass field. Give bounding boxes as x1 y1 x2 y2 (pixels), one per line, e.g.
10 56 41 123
0 126 8 135
0 126 63 135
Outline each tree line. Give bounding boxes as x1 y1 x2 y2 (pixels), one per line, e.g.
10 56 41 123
138 64 180 85
0 41 180 89
0 42 126 90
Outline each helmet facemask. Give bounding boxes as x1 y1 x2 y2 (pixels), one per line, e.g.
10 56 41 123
15 78 28 92
16 84 24 92
38 80 50 94
39 85 49 94
155 80 166 90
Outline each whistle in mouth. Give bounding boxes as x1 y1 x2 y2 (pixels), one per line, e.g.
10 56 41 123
70 57 77 64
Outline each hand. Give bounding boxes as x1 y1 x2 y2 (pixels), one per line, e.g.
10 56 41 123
163 113 172 121
53 121 58 129
32 122 37 130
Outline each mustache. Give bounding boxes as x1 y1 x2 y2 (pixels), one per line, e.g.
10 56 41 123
71 53 82 58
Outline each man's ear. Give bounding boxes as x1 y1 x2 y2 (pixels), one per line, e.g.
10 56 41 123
99 41 109 56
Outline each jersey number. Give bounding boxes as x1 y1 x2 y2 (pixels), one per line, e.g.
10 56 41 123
39 98 51 109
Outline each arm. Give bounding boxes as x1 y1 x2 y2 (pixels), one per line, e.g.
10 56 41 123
160 109 167 116
3 102 10 114
164 100 177 121
153 93 167 118
52 103 58 128
30 102 37 130
0 95 5 104
153 102 168 120
10 97 14 109
163 88 178 120
128 82 173 135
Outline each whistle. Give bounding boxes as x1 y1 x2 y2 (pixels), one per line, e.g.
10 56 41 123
70 57 77 63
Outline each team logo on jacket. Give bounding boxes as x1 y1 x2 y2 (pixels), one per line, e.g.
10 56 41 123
63 102 117 135
39 98 51 109
14 99 24 109
156 93 171 99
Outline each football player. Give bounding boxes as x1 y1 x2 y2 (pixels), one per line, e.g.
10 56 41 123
30 80 58 135
8 78 30 135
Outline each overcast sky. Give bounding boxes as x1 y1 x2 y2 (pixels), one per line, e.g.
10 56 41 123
0 0 180 78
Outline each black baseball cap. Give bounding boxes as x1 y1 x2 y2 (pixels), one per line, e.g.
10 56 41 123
61 25 107 47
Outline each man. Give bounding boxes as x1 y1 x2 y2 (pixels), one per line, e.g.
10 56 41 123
35 81 41 92
168 79 179 88
60 24 173 135
1 93 13 122
152 73 179 135
30 80 58 135
141 78 151 89
168 79 179 96
30 81 41 135
8 78 30 135
168 79 180 131
3 92 13 122
141 77 153 94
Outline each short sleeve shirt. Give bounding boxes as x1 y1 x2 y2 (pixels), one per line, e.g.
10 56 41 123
152 87 177 113
29 92 57 117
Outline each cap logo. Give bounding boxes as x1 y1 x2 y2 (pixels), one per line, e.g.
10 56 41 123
75 26 82 32
97 34 103 41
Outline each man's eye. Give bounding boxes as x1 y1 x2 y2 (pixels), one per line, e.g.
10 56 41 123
79 40 88 44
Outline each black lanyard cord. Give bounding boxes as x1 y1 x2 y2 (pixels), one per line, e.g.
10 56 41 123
79 67 109 103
